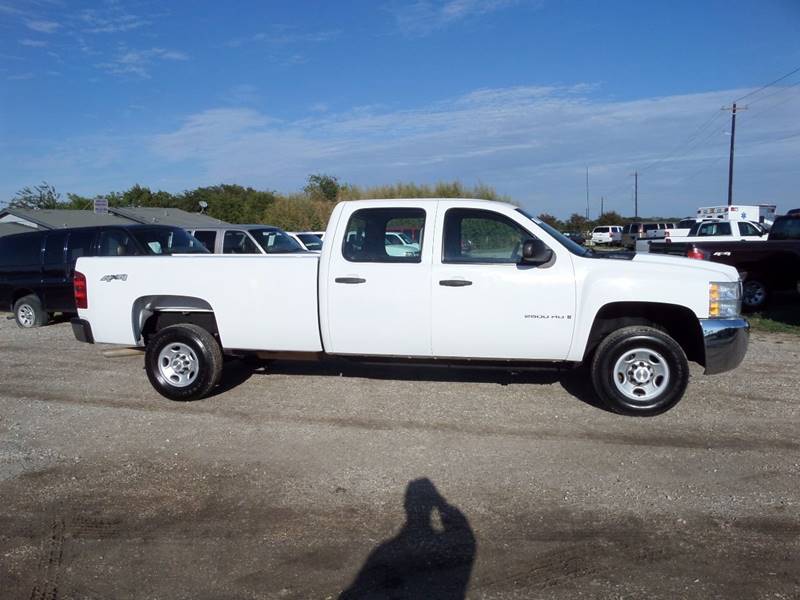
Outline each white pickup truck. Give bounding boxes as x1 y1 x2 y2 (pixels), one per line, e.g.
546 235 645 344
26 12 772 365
638 219 768 253
71 199 749 417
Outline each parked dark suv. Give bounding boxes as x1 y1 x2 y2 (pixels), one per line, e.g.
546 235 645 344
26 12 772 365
0 225 207 328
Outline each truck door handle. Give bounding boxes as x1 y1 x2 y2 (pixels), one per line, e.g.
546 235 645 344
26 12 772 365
335 277 366 284
439 279 472 287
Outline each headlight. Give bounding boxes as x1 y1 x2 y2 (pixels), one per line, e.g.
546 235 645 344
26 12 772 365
709 281 741 318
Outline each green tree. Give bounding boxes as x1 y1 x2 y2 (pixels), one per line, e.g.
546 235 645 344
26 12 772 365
565 213 589 233
537 213 565 230
65 193 94 210
304 174 340 202
181 185 276 223
595 211 625 226
9 182 62 209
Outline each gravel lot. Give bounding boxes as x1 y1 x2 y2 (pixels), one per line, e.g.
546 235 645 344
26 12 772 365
1 315 798 599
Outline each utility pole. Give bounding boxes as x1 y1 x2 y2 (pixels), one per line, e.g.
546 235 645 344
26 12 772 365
630 170 639 218
722 102 746 206
600 196 604 216
585 166 590 220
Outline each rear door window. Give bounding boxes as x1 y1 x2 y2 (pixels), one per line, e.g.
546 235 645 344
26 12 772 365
342 208 425 263
43 232 67 264
97 230 140 256
696 222 732 236
737 222 761 237
192 230 217 252
67 230 96 262
223 230 260 254
0 234 42 267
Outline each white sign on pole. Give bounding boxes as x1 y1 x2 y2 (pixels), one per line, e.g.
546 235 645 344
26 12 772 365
94 198 109 214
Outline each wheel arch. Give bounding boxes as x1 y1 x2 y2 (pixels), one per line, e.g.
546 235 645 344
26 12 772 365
11 288 39 306
584 301 705 367
132 295 219 345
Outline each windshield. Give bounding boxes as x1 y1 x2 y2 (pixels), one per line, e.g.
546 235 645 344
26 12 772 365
250 228 305 253
516 209 591 256
677 219 696 228
132 228 209 255
397 232 415 244
297 233 323 251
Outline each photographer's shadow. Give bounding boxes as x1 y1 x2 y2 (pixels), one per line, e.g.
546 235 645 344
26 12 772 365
340 478 475 600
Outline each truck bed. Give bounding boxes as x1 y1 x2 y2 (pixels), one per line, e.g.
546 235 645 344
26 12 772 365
76 254 323 351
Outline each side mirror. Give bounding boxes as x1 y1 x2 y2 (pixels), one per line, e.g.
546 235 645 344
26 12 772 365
521 238 553 265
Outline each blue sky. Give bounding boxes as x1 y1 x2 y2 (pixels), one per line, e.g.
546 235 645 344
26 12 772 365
2 0 799 218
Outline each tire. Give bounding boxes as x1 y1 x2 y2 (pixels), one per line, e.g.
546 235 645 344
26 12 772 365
13 294 48 328
591 326 689 417
145 324 223 401
742 278 769 311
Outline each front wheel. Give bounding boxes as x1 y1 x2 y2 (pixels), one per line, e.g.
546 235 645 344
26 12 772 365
591 326 689 416
145 324 223 401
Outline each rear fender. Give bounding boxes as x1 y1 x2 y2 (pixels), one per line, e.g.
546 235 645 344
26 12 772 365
132 295 214 344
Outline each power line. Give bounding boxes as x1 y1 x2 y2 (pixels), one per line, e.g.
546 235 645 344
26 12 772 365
735 65 800 103
745 78 800 107
744 81 800 121
636 110 724 175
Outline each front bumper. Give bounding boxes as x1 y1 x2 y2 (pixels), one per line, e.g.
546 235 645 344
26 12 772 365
71 318 94 344
700 318 749 375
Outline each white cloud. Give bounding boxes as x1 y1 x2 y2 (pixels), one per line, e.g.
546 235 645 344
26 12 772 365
4 84 799 217
97 47 190 78
225 26 341 48
79 6 149 33
7 72 35 80
19 38 47 47
148 85 800 216
26 19 60 33
390 0 538 35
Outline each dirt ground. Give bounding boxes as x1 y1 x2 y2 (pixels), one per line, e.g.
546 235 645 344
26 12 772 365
1 315 798 599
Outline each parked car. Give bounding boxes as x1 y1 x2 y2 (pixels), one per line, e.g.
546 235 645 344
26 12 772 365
288 232 323 252
0 225 207 328
72 198 748 417
648 211 800 310
189 225 307 255
591 226 622 245
384 231 421 257
663 218 701 240
621 222 661 249
642 219 767 252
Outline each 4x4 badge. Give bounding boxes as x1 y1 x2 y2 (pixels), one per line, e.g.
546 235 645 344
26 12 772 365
100 274 128 282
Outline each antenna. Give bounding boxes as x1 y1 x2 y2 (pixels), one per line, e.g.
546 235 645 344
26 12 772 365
198 200 208 213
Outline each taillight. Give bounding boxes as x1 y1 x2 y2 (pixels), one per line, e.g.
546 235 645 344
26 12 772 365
74 271 88 309
686 246 706 260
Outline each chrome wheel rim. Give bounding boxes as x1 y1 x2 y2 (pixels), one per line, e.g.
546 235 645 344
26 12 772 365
612 347 670 402
17 304 35 327
743 281 766 307
157 343 199 388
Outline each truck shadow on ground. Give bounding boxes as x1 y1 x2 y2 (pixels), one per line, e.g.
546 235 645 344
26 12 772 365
213 358 608 412
338 477 475 599
749 291 800 329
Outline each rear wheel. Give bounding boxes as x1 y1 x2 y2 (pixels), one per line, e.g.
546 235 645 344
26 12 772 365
145 324 223 400
13 294 48 328
742 278 769 311
591 326 689 416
